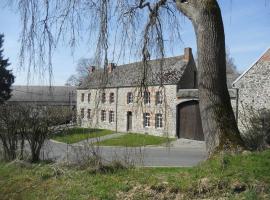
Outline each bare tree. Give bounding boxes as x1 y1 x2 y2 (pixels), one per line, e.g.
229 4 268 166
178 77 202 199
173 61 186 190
7 0 248 155
66 58 96 86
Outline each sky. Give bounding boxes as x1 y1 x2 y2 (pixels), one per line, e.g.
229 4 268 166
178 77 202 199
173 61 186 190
0 0 269 86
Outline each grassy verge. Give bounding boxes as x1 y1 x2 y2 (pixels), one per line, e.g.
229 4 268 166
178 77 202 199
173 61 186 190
96 133 176 147
51 127 114 144
0 150 269 199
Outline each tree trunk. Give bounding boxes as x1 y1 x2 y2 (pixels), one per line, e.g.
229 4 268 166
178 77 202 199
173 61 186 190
176 0 245 155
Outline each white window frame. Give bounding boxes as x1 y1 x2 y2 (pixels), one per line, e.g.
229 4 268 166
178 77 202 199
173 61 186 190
101 110 106 121
127 92 133 104
109 111 115 123
144 92 150 105
143 113 150 127
155 113 163 128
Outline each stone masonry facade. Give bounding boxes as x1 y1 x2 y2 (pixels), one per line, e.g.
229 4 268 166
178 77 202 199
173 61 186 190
233 48 270 132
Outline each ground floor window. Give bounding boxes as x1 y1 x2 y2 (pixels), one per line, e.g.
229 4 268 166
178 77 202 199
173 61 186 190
143 113 150 127
87 109 91 119
80 108 84 119
101 110 106 121
155 113 163 128
109 111 115 123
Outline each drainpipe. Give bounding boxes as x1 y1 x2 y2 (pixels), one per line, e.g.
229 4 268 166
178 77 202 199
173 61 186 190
116 87 119 133
235 88 239 125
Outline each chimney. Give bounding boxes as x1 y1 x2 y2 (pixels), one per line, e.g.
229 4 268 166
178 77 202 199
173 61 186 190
184 47 192 62
107 63 116 73
89 66 96 73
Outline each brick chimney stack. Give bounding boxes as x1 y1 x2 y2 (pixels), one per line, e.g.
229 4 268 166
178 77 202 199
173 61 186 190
184 47 192 62
107 63 116 73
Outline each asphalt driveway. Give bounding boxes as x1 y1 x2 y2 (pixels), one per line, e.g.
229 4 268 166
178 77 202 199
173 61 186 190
41 138 207 167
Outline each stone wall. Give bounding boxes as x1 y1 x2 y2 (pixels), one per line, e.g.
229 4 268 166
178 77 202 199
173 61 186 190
234 49 270 133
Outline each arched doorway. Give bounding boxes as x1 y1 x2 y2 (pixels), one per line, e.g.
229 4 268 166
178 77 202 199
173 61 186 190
176 100 204 141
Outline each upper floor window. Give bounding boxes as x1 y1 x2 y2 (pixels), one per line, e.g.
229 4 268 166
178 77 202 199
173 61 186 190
80 108 84 119
143 113 150 127
87 109 91 119
144 91 150 105
156 91 163 105
101 110 106 121
81 93 85 102
127 92 133 104
101 93 106 103
109 93 115 103
155 113 163 128
88 93 91 103
109 111 115 123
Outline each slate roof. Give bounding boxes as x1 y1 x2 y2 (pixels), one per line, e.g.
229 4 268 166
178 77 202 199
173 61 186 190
8 85 76 105
78 56 188 89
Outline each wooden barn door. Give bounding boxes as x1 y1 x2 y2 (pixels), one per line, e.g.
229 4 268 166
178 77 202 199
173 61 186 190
177 101 204 141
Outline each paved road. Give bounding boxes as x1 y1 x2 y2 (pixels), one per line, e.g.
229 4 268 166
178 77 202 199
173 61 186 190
41 138 207 167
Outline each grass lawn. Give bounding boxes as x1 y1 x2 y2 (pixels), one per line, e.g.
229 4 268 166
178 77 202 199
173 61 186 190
96 133 176 147
0 150 270 199
51 127 114 144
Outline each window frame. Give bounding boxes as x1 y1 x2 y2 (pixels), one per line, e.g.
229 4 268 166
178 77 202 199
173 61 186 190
101 93 106 103
109 111 115 123
109 93 115 104
80 108 85 119
87 109 91 119
81 93 85 102
101 110 106 122
155 113 163 128
156 91 163 105
143 113 150 128
127 92 133 104
88 93 91 103
144 91 151 105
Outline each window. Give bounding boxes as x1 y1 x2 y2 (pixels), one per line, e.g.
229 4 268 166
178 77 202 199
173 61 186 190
143 113 150 127
144 92 150 104
81 93 85 102
87 109 91 119
101 93 106 103
109 111 115 123
155 114 163 128
127 92 133 104
109 93 115 103
80 108 84 119
101 110 106 121
88 93 91 103
156 91 163 105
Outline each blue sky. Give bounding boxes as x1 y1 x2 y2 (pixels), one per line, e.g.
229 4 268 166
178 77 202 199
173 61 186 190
0 0 269 86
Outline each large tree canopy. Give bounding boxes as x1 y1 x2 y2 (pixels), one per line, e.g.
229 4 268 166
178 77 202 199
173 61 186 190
0 34 14 104
8 0 247 155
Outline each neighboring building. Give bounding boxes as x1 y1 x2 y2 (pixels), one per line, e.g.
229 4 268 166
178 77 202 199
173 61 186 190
77 48 238 140
8 85 76 108
233 48 270 132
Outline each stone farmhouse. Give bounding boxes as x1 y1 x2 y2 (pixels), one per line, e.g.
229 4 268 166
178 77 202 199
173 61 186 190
233 48 270 132
77 48 238 141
